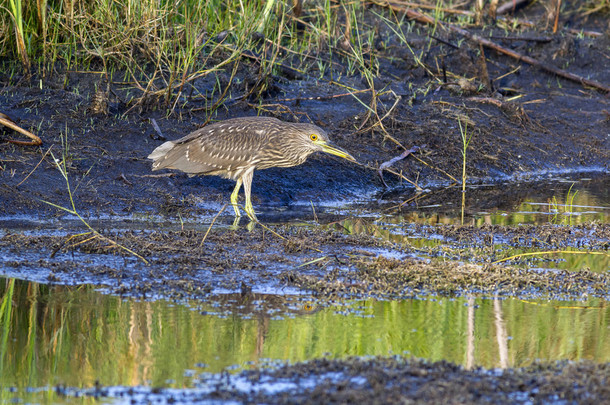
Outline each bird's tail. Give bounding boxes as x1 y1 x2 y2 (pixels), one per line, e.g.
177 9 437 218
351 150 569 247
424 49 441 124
148 141 175 170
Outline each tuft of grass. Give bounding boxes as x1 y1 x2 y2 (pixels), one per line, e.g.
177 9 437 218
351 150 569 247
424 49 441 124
457 117 473 225
0 1 392 112
549 183 579 225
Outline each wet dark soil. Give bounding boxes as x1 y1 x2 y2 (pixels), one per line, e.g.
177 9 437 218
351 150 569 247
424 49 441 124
59 357 610 404
1 221 608 300
1 1 609 402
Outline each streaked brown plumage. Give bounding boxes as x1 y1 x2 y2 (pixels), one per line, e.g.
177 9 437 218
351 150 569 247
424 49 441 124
148 116 356 220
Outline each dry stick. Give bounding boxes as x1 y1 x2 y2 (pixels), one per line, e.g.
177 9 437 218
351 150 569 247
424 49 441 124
0 113 42 146
199 204 227 248
451 24 609 93
374 2 610 93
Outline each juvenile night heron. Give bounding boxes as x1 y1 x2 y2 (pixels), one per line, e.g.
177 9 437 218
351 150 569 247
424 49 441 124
148 116 356 220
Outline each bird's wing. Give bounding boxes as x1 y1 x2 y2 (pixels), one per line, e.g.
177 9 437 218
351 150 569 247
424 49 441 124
151 122 269 178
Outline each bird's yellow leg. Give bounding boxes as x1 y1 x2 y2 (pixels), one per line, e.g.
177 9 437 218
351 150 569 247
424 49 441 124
230 178 243 217
242 170 257 221
244 198 256 221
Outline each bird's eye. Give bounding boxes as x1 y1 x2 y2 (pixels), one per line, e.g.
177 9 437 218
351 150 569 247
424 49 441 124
310 133 318 141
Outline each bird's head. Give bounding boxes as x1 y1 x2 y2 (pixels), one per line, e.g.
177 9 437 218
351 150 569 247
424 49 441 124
296 123 357 164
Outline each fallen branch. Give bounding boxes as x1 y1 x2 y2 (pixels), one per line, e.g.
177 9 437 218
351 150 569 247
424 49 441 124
0 113 42 146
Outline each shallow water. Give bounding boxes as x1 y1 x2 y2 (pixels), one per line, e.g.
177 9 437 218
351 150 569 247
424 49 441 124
330 175 609 273
1 175 609 403
1 278 609 403
354 175 609 225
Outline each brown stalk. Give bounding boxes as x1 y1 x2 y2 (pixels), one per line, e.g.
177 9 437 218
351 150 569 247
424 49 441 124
552 0 562 34
489 0 499 19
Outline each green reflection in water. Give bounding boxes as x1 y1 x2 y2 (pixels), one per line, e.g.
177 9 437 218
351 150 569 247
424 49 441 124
335 177 609 273
1 278 609 398
374 179 609 227
333 217 609 272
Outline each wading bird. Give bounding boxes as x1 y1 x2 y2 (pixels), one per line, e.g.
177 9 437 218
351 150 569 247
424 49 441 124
148 116 356 221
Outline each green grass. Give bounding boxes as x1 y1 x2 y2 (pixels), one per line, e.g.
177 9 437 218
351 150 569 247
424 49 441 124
458 117 473 225
549 183 579 225
0 1 406 114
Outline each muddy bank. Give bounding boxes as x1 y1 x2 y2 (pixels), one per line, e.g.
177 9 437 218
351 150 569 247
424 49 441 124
1 220 608 302
55 357 610 404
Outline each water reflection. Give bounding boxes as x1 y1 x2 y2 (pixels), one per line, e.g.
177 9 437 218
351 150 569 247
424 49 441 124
366 175 610 226
1 278 608 397
333 217 609 272
332 176 609 273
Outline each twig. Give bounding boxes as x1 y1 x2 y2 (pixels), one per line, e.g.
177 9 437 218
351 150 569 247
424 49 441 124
199 204 227 248
552 0 561 34
16 145 52 186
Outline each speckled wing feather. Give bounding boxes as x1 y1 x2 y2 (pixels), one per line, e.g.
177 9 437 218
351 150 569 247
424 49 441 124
148 117 284 179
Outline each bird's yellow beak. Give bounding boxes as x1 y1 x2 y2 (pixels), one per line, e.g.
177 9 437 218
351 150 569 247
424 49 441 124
316 141 358 163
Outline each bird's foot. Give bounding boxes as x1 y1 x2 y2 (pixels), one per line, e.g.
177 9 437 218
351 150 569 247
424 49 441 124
244 203 258 222
231 216 241 230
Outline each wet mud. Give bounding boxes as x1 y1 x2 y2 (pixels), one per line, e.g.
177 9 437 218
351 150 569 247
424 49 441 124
1 1 609 402
68 358 610 404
